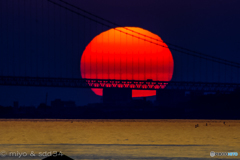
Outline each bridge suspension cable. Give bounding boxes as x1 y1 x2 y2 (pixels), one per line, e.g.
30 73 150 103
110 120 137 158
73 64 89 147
55 0 240 68
48 0 240 69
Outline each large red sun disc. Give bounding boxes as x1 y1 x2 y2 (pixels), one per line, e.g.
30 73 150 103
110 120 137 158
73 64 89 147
80 27 174 97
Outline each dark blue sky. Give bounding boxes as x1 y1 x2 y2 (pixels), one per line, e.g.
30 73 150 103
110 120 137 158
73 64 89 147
0 0 240 107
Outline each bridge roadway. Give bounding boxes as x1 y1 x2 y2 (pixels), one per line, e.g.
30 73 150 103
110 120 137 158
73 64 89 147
0 76 239 92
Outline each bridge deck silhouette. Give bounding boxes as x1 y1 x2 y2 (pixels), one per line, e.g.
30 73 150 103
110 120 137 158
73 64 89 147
0 76 238 92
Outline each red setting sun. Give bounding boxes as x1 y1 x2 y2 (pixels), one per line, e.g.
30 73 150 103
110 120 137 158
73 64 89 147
80 27 174 97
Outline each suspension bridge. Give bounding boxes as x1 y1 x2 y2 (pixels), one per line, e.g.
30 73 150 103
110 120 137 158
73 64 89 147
0 0 240 94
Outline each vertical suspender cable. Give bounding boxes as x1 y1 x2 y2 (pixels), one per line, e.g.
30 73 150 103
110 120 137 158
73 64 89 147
225 63 226 83
96 19 97 79
24 0 26 76
84 17 85 78
238 65 239 84
168 44 170 81
36 0 39 77
59 4 62 78
193 55 195 82
230 63 232 83
94 21 96 79
120 29 121 80
6 0 9 76
150 38 152 80
114 28 115 79
108 26 109 79
0 0 1 75
210 58 212 83
206 59 207 83
126 30 127 80
180 53 182 82
211 59 213 83
187 54 189 82
138 37 139 80
18 0 20 75
53 2 56 77
237 65 239 84
77 13 80 78
162 44 164 81
156 42 158 81
199 53 201 82
71 10 74 78
65 6 68 77
218 59 220 83
42 0 44 77
30 0 32 76
12 0 15 76
0 0 3 75
90 20 91 79
132 31 133 80
144 38 146 80
170 48 172 81
48 1 50 77
212 59 214 83
61 6 63 78
102 24 103 79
